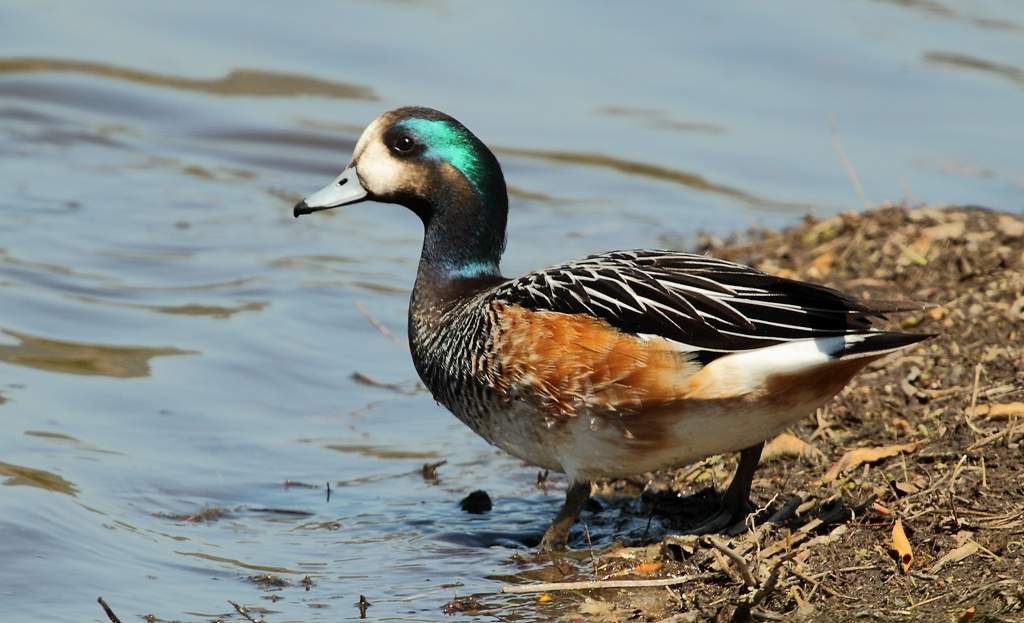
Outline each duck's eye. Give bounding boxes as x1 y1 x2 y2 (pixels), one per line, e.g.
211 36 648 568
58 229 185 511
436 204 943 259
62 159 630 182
393 135 416 153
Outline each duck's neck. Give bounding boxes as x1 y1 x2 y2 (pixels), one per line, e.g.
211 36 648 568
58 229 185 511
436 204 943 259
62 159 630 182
413 179 508 304
408 191 507 361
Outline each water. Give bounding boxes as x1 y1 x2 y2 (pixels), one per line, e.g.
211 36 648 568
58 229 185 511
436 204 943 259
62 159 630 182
0 2 1021 621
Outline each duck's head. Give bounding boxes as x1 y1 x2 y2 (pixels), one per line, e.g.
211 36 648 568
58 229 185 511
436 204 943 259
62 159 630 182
294 107 508 277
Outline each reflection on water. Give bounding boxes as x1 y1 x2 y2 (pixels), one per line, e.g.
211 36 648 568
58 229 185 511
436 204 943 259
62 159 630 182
498 146 809 211
0 462 79 496
24 430 122 455
322 443 442 460
0 329 191 377
69 296 269 319
147 301 267 318
0 57 377 99
24 430 79 442
196 128 357 153
1 2 1022 622
174 551 307 575
873 0 1022 31
924 51 1024 87
597 106 728 135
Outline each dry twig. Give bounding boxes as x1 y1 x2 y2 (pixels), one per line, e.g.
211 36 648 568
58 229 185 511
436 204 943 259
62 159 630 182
500 575 700 594
97 597 122 623
965 363 986 435
229 600 263 623
704 536 757 587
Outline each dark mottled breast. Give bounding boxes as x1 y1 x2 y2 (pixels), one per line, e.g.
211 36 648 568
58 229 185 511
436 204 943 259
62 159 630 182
408 280 507 427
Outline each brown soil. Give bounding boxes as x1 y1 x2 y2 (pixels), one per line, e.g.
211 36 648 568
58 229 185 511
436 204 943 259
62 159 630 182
507 205 1024 622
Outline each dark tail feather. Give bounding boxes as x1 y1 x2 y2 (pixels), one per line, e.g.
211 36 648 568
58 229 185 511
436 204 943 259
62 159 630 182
840 332 936 358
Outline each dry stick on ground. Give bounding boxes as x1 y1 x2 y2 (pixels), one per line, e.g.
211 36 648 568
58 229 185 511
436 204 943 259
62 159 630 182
968 420 1022 451
97 597 122 623
789 566 847 600
229 600 263 623
729 551 798 623
898 454 968 507
966 363 986 435
749 551 797 607
704 537 758 588
500 576 702 594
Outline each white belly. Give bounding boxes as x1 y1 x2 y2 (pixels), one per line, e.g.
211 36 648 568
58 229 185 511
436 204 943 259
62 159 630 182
454 393 823 482
554 400 815 480
448 340 878 481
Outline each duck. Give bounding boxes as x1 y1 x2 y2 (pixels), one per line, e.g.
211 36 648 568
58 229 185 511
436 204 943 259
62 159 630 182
292 106 932 550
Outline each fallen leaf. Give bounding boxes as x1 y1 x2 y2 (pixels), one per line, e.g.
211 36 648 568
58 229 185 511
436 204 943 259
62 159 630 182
763 432 823 462
891 519 913 572
823 442 919 482
632 561 663 575
537 593 552 603
891 417 914 434
894 481 920 495
929 541 979 574
966 402 1024 419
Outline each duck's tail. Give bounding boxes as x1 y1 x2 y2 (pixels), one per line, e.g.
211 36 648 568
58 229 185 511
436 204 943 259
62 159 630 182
836 331 936 360
684 331 934 400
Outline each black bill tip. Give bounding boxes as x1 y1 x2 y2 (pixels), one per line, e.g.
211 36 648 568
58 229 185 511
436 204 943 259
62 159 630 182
293 200 339 218
296 201 327 219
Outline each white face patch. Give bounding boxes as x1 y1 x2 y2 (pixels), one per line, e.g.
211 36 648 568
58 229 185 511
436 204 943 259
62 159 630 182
350 114 420 197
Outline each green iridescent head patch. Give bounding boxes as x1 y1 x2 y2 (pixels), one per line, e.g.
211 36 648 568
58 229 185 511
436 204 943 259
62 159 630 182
398 118 485 193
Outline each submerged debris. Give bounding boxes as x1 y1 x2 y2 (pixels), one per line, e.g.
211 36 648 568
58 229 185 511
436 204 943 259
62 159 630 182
459 490 493 514
157 506 227 523
354 594 371 618
97 597 122 623
247 574 289 590
421 459 447 482
442 594 482 616
282 480 319 489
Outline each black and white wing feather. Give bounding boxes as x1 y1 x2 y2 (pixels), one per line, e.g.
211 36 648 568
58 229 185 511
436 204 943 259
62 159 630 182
493 250 914 363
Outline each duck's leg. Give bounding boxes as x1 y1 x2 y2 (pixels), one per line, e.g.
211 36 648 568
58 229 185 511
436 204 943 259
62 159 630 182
540 480 592 551
684 442 764 535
